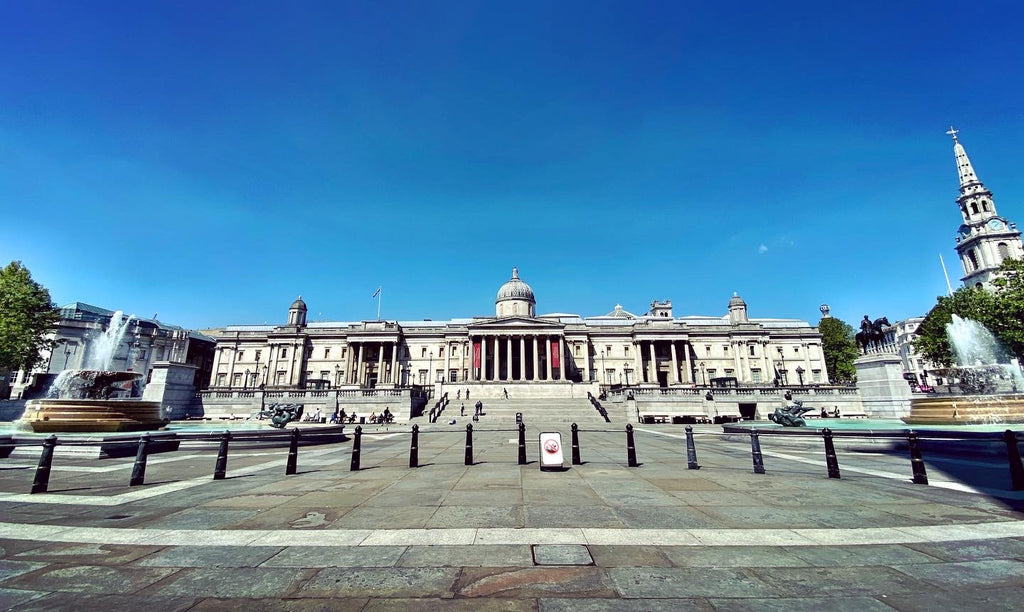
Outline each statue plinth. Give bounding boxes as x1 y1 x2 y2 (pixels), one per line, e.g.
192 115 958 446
854 353 912 418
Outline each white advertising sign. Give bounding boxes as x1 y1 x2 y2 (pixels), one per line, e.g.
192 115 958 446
539 432 564 470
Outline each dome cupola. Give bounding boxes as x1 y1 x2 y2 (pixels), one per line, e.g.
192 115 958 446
288 295 307 327
495 267 536 317
728 292 748 324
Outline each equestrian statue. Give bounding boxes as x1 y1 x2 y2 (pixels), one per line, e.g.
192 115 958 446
855 315 891 354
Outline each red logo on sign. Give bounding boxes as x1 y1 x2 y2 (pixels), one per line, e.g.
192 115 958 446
544 439 560 454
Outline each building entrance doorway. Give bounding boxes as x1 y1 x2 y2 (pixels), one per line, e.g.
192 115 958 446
739 403 757 420
657 372 669 387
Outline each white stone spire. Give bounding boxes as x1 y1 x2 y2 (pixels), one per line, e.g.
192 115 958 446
949 126 982 189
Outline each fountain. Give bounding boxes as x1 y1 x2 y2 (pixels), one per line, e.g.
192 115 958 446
902 315 1024 425
18 312 168 433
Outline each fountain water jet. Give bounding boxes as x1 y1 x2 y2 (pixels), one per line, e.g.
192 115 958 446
903 315 1024 425
18 311 168 433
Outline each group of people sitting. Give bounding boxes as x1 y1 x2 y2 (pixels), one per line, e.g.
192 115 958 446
328 407 394 424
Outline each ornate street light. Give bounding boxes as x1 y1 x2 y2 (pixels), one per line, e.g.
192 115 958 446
244 369 251 390
623 362 631 386
699 362 706 386
796 366 805 387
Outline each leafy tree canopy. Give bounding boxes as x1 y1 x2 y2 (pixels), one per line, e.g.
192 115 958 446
818 316 859 383
915 258 1024 367
0 261 60 372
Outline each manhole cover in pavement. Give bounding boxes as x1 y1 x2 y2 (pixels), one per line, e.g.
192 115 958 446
532 544 594 566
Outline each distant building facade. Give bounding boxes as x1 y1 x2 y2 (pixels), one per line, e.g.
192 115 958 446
10 302 215 400
948 128 1023 288
208 269 830 393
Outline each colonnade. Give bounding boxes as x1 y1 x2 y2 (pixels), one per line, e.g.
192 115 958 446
471 334 564 382
346 341 399 387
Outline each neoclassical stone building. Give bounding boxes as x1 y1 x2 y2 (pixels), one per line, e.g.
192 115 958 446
209 269 829 396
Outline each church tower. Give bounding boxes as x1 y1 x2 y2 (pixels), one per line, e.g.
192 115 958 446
948 128 1024 288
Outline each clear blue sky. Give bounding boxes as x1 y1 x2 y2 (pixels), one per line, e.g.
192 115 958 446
2 2 1022 329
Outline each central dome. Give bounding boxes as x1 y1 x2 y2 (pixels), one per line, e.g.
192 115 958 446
495 267 536 317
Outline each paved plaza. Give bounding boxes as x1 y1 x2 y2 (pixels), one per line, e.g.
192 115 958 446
0 422 1022 610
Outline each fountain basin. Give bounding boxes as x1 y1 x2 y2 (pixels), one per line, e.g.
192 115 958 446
19 398 168 433
902 394 1024 425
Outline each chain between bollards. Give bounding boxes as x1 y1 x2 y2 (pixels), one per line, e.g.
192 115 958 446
685 425 700 470
626 424 638 468
822 427 841 479
350 426 362 471
465 423 474 466
1005 430 1024 491
213 430 231 480
571 423 581 465
129 433 151 486
31 435 58 494
285 428 300 475
907 431 928 485
517 422 526 465
750 430 765 474
409 425 419 468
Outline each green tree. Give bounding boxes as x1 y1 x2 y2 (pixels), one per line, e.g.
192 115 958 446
915 258 1023 366
0 261 60 372
818 316 859 383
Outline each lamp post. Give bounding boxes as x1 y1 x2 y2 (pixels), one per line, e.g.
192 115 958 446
261 365 268 387
796 366 805 387
777 347 787 385
699 362 706 386
244 369 251 390
622 362 630 386
600 350 605 386
334 364 341 388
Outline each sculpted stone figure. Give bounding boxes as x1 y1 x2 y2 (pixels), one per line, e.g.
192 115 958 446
258 403 304 428
855 315 891 354
768 400 815 427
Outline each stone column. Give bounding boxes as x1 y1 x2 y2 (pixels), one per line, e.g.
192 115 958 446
557 337 564 381
803 343 813 382
493 336 500 382
670 341 679 384
733 342 742 381
356 343 365 388
481 336 488 381
390 342 398 386
344 342 353 385
647 341 657 384
545 336 553 381
582 341 591 382
683 341 692 383
226 346 237 387
519 336 526 381
762 342 771 382
507 337 516 380
376 343 385 387
444 342 452 383
536 337 544 380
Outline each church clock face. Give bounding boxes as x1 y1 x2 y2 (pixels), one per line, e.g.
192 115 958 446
987 218 1005 231
959 225 972 238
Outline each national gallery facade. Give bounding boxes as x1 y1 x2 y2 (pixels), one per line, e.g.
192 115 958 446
208 269 829 394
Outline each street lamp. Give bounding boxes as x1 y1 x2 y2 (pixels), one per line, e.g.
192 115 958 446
796 366 805 387
600 350 605 385
261 365 268 387
623 362 631 386
334 364 341 388
699 362 706 386
244 369 251 389
776 347 787 385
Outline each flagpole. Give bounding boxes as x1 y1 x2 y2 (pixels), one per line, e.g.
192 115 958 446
939 254 954 297
377 287 382 321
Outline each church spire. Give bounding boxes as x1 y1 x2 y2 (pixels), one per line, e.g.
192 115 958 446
948 126 982 190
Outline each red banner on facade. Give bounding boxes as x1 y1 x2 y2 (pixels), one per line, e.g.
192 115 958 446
473 341 481 369
550 339 560 369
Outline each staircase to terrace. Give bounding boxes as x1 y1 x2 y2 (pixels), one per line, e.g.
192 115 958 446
441 397 609 424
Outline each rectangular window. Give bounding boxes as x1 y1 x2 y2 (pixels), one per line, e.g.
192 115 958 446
216 373 226 386
276 371 287 385
793 346 799 355
439 347 444 358
255 350 262 361
324 348 330 359
320 370 329 380
418 370 427 385
707 369 717 379
705 345 712 356
232 373 242 386
421 347 427 358
751 369 762 382
575 344 581 357
341 347 347 358
624 346 630 356
724 369 734 377
280 348 287 358
237 350 244 360
749 344 756 356
723 345 729 355
449 369 457 382
605 345 612 356
812 370 822 383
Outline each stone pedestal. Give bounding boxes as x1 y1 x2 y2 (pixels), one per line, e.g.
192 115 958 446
143 362 200 419
854 353 911 418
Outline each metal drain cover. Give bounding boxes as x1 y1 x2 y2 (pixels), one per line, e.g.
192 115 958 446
532 544 594 566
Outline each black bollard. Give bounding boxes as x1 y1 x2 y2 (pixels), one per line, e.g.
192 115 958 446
350 426 362 471
31 435 58 494
685 425 700 470
465 423 474 466
571 423 581 465
129 433 151 486
626 424 638 467
213 430 231 480
822 427 841 479
285 428 300 475
409 424 419 468
907 431 928 485
750 430 765 474
517 422 527 465
1005 430 1024 491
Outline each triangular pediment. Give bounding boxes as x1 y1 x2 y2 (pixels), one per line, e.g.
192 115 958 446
468 316 564 331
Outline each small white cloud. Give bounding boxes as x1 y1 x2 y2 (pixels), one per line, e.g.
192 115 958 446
758 244 769 254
